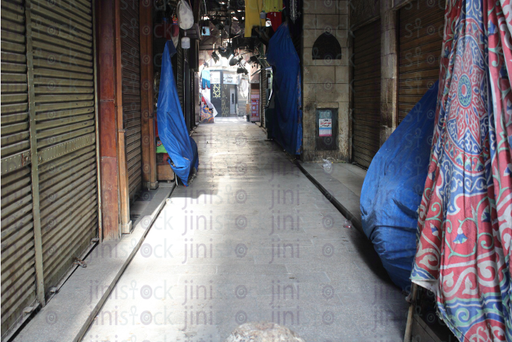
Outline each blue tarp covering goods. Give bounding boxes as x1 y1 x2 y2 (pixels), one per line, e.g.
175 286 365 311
156 41 199 186
360 82 439 290
266 23 302 155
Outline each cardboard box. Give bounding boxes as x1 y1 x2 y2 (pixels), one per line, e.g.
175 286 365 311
157 164 175 181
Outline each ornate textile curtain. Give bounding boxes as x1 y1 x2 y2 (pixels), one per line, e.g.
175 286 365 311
411 0 512 340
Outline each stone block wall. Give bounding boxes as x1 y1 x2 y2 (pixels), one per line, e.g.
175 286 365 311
300 0 408 163
301 0 351 161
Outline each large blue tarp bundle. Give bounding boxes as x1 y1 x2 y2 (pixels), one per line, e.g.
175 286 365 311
360 81 438 290
266 23 302 155
156 41 198 186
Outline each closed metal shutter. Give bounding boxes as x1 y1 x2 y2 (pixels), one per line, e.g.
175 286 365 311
190 69 194 127
1 0 38 337
184 61 191 128
260 69 267 122
177 44 184 111
121 0 142 198
398 0 444 123
194 72 200 123
352 20 381 168
29 0 98 293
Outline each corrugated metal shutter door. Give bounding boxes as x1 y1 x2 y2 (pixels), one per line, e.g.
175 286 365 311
121 0 143 198
177 44 184 111
184 61 191 128
260 69 267 121
190 69 194 126
352 20 381 168
1 1 38 337
194 73 200 123
398 0 444 123
30 0 98 292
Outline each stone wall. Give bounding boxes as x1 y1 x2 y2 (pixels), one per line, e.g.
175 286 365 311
301 0 350 161
301 0 410 162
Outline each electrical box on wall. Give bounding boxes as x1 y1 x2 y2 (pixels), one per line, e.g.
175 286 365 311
316 108 338 150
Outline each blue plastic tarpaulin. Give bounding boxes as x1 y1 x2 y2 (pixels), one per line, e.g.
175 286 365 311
266 23 302 155
360 81 438 290
156 41 198 186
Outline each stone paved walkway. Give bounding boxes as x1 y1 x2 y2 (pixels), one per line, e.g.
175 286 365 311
83 118 407 342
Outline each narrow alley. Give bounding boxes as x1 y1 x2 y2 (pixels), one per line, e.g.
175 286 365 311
2 0 511 340
83 118 407 342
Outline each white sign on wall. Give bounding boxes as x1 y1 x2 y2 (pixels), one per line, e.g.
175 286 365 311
210 71 221 84
223 73 237 85
319 119 332 137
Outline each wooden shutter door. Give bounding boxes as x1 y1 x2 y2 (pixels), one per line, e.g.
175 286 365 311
352 20 381 168
398 0 445 123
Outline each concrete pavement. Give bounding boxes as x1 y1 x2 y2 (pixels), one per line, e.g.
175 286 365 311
81 118 407 342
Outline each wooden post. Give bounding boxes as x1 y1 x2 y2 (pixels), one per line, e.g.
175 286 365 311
118 129 131 234
404 283 418 342
140 0 158 189
115 0 132 234
97 0 121 240
93 0 103 243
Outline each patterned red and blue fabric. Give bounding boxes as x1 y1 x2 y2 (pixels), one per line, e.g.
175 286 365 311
411 0 512 340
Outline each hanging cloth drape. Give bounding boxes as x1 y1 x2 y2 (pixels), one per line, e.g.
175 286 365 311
262 0 282 13
411 0 512 341
267 12 283 32
245 0 264 37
